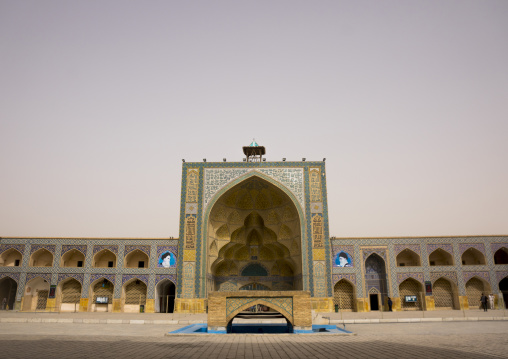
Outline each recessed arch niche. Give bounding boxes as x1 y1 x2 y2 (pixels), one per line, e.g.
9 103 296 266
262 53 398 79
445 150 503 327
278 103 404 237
207 176 302 293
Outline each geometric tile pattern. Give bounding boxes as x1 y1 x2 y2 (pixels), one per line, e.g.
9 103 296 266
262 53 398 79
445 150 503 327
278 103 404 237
458 243 485 255
332 273 356 285
125 245 150 257
0 244 25 255
30 244 56 254
427 243 453 256
57 273 84 284
93 245 118 255
462 271 489 283
397 272 424 285
394 244 421 256
0 272 20 282
122 274 149 285
430 271 457 285
496 271 508 282
203 168 305 209
61 245 87 256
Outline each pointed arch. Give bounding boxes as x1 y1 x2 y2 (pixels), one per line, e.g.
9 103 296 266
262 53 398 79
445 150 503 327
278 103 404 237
494 247 508 264
29 248 53 267
396 249 421 267
226 299 293 325
0 248 22 267
60 248 85 268
461 248 486 265
429 248 454 266
93 249 116 268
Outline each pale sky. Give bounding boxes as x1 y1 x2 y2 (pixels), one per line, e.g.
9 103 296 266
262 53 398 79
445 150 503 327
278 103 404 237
1 1 507 238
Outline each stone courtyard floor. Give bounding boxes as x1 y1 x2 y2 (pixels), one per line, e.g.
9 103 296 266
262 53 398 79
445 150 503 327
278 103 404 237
0 311 507 358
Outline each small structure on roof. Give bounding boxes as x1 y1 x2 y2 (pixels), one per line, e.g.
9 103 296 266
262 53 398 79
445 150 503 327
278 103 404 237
242 139 266 162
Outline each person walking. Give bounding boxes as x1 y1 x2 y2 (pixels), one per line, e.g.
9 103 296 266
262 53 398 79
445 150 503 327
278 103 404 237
480 293 488 312
387 297 393 312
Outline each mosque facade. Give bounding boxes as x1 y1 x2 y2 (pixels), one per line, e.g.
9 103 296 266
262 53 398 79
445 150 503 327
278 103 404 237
1 143 507 313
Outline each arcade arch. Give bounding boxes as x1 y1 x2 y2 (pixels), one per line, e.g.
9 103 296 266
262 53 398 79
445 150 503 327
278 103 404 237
494 248 508 264
93 249 116 268
29 249 53 267
399 278 424 310
89 278 114 312
396 249 421 267
22 277 50 311
465 277 491 308
60 249 85 268
56 278 81 312
122 279 147 313
0 277 17 310
433 277 459 309
333 279 355 311
364 254 387 311
155 279 175 313
207 176 302 293
124 249 149 268
461 248 486 265
428 249 454 266
0 248 22 267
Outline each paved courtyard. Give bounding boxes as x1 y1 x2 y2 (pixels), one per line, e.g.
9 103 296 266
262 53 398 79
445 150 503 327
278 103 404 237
0 321 507 359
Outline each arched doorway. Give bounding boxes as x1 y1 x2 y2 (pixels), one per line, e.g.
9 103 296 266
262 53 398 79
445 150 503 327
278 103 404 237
23 277 50 311
461 248 486 265
494 248 508 264
433 277 459 309
0 277 17 310
499 277 508 309
155 279 175 313
207 176 302 293
465 277 491 309
333 279 355 311
122 279 147 313
57 278 81 312
89 278 114 312
365 253 387 311
399 278 424 310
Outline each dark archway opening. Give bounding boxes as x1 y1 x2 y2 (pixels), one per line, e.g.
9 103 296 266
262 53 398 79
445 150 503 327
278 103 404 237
499 277 508 309
0 277 17 310
156 280 175 313
494 248 508 265
227 305 293 333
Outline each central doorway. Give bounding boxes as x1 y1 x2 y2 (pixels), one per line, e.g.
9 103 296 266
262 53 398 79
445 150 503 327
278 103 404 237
156 279 175 313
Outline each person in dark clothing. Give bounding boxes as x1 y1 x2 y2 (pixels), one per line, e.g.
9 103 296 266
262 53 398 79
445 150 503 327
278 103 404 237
480 293 488 312
387 297 393 311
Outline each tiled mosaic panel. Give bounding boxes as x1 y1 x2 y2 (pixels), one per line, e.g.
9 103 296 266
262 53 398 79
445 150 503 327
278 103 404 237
57 273 84 284
1 235 507 303
61 245 87 256
125 245 150 257
393 244 421 256
203 168 305 209
397 272 424 285
458 243 485 255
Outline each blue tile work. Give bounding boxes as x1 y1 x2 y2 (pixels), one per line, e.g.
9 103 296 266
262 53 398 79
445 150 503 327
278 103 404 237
125 245 150 257
57 273 84 284
331 236 508 299
0 238 180 302
61 245 87 256
191 162 327 299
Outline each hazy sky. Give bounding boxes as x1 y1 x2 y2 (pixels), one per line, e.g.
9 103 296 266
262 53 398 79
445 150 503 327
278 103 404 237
1 1 507 238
